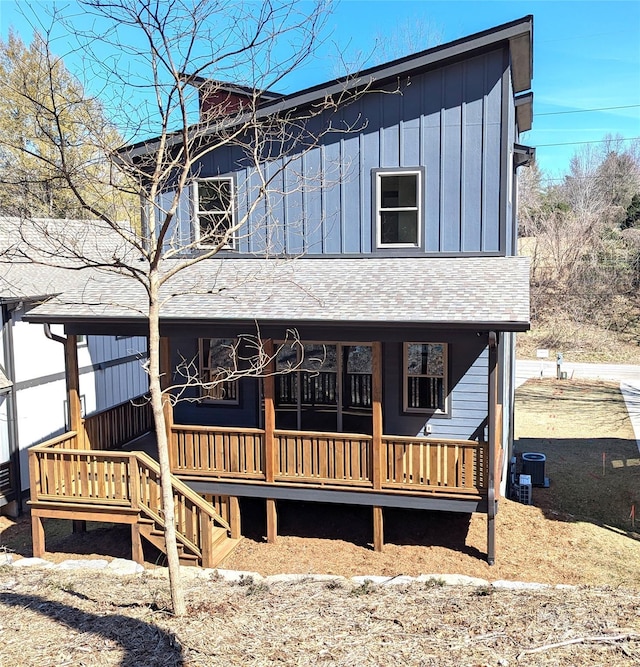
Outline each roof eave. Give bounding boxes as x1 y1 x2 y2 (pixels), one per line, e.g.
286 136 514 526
122 15 533 160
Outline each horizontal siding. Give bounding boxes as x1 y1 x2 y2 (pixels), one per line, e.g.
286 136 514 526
430 347 488 440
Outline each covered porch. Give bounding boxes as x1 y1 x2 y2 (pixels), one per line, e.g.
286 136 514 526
24 256 529 564
27 332 502 564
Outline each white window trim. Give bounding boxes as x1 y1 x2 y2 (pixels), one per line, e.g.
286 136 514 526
194 177 236 250
375 169 423 249
402 342 449 415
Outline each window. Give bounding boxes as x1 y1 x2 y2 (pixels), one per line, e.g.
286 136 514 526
403 343 447 413
76 335 87 347
195 177 235 248
199 338 239 403
274 341 373 433
375 169 422 248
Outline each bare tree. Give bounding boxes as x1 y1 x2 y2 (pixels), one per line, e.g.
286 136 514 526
0 0 366 615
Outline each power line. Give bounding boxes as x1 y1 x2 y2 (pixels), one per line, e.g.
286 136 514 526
536 136 640 148
536 104 640 117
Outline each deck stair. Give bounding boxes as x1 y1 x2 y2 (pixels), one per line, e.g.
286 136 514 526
29 435 241 568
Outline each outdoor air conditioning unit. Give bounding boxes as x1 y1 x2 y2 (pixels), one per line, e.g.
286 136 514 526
522 452 548 487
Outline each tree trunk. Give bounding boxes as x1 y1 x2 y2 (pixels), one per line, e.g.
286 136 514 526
148 281 186 616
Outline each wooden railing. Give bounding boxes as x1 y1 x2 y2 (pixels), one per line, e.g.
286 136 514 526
29 436 230 565
171 425 264 479
170 424 488 495
275 430 371 486
382 436 486 493
82 394 153 451
133 451 231 561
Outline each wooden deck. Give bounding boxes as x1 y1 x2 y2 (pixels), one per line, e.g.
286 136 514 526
28 397 239 567
28 393 496 564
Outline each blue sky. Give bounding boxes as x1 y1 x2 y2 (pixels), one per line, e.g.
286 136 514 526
1 0 639 177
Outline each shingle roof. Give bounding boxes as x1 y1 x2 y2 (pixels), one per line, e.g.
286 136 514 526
25 256 530 330
0 217 138 302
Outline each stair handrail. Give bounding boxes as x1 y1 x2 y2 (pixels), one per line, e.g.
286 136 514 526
134 450 232 533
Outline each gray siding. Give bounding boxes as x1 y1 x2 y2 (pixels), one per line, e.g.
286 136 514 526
167 48 511 257
169 329 489 443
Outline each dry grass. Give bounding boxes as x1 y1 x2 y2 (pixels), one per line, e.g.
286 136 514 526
517 323 640 364
515 379 640 530
1 567 640 666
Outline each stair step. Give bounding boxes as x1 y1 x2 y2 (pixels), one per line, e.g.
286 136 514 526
206 537 242 568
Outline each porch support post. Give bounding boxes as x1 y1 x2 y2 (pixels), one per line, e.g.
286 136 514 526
229 496 241 539
131 524 144 565
263 339 276 484
160 336 174 464
266 498 277 543
64 335 84 447
372 342 383 490
373 506 384 552
487 331 499 566
31 512 45 558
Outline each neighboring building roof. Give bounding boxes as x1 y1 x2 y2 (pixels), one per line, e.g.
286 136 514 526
0 368 12 393
123 15 533 159
0 217 139 302
25 256 530 331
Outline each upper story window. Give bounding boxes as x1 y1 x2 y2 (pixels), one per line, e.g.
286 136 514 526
403 342 448 414
195 177 235 249
375 169 423 249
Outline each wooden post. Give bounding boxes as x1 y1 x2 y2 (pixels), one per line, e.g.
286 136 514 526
72 520 87 533
201 515 214 568
487 331 498 566
373 506 384 552
160 336 174 465
131 524 144 565
64 335 85 447
229 496 241 539
266 498 277 543
263 339 276 484
372 342 383 490
31 513 45 558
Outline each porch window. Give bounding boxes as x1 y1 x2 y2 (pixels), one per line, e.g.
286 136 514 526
375 169 422 248
274 341 372 432
195 177 235 248
403 342 448 413
199 338 239 403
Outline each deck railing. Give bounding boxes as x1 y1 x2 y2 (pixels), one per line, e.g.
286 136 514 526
382 436 486 492
170 424 488 495
29 436 230 565
275 430 372 486
82 394 153 450
172 425 264 479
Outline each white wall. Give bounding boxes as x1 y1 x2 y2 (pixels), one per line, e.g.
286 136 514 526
9 307 148 493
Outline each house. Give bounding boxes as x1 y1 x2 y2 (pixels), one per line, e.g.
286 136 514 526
22 16 533 566
0 217 149 516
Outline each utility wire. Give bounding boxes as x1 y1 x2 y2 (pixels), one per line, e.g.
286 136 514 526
536 104 640 116
536 136 640 148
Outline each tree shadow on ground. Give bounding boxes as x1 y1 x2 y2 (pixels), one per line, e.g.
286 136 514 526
0 592 184 666
514 436 640 540
237 498 485 559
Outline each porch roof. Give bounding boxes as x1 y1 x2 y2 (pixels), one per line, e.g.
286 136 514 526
26 256 530 331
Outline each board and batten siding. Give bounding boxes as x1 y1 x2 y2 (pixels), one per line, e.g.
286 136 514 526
162 47 511 257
